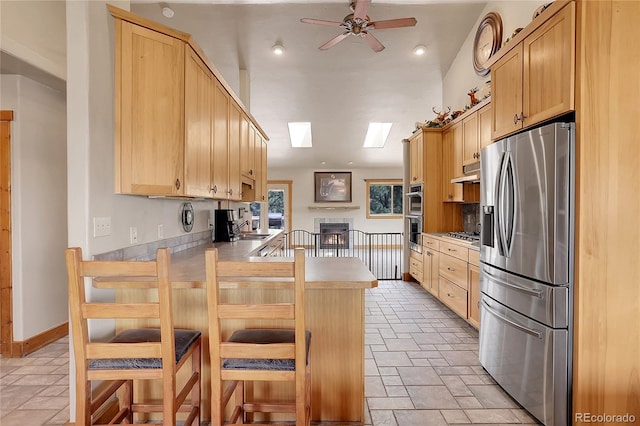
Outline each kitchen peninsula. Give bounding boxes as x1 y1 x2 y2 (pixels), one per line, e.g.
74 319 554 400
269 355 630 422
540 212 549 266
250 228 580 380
101 230 377 423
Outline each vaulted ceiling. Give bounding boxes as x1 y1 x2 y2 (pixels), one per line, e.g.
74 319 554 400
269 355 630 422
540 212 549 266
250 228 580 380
131 1 486 169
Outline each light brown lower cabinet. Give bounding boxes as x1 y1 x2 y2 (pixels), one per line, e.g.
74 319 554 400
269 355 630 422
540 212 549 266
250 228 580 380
421 235 480 329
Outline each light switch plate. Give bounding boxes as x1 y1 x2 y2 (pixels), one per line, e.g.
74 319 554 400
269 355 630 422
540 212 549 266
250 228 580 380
93 217 111 237
157 224 164 239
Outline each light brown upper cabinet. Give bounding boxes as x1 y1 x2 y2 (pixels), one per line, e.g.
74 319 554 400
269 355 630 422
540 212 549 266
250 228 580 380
442 123 463 202
240 112 254 183
212 82 230 199
462 104 492 165
115 20 185 196
184 46 214 198
255 131 268 202
110 5 269 200
491 3 575 140
409 131 424 184
228 102 242 201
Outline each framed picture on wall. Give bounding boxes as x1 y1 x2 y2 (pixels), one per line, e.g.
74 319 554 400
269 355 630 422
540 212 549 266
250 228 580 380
314 172 352 202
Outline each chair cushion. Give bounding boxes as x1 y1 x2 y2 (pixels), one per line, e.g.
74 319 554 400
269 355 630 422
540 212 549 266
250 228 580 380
222 329 311 371
88 328 201 370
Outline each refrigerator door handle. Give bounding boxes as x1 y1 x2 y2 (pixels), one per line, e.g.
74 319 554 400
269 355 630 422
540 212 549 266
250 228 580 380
504 152 517 257
496 152 509 257
482 268 543 298
481 299 543 339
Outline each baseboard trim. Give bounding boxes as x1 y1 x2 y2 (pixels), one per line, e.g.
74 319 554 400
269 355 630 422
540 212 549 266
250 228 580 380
11 322 68 357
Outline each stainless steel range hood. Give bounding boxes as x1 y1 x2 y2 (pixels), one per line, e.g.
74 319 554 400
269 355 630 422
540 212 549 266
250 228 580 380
451 162 480 184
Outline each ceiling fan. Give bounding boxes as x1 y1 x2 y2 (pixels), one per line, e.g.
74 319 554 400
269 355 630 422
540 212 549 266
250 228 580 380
300 0 417 53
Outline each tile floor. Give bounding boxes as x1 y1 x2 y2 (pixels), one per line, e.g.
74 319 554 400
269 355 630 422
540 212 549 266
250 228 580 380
0 279 540 425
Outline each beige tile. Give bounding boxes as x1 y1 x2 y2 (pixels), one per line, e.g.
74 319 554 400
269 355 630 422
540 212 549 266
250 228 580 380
394 409 448 426
468 385 520 409
12 374 65 386
367 397 414 410
441 409 471 424
19 395 69 410
1 385 46 411
38 385 69 397
45 406 71 425
465 408 521 423
0 409 59 426
369 409 397 426
406 385 459 409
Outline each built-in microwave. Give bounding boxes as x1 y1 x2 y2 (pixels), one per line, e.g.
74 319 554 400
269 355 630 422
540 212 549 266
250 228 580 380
407 184 423 216
407 215 422 254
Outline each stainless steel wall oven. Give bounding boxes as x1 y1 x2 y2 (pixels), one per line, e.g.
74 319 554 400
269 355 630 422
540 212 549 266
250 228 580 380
407 215 422 254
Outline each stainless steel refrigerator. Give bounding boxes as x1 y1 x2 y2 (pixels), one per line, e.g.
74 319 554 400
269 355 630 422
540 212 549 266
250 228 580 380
479 121 574 426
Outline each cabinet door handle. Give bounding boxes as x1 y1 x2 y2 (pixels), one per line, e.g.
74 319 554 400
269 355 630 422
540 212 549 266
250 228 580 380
514 112 527 124
212 185 217 194
229 188 233 196
175 179 181 190
249 169 253 175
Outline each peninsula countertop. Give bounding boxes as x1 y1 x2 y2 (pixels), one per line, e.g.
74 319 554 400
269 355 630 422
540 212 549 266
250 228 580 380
169 244 378 289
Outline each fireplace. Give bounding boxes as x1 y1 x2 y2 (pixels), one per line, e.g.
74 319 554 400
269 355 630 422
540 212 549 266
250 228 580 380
319 223 349 249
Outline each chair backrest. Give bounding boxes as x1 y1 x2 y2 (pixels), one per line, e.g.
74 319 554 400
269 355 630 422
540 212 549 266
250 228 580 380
205 247 306 377
65 247 176 378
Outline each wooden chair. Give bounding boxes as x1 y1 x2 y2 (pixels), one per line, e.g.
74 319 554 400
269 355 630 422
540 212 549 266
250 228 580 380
205 247 311 425
65 247 201 426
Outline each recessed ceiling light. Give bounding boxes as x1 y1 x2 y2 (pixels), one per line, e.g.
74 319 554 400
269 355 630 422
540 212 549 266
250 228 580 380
348 161 354 165
161 6 174 18
413 45 427 56
321 161 326 165
288 122 312 147
363 122 393 148
272 43 285 56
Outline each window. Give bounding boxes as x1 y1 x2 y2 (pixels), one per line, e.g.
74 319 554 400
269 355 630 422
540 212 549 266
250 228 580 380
366 180 403 218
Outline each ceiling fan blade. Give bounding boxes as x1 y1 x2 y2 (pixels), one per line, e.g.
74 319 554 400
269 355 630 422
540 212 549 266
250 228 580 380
353 0 371 20
319 32 350 50
370 17 417 30
363 32 385 52
300 18 343 27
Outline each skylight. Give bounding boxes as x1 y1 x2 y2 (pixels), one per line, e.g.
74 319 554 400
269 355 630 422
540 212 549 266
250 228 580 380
363 122 392 148
288 122 312 148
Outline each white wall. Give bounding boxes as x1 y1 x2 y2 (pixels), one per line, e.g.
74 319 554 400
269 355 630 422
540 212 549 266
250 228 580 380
269 167 404 234
0 0 67 80
0 75 68 340
443 1 543 110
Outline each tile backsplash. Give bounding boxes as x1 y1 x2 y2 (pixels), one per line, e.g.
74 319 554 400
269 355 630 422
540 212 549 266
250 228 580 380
462 203 481 234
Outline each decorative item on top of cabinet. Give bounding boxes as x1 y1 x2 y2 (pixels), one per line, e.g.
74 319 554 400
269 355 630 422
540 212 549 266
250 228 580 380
491 2 575 140
114 19 185 196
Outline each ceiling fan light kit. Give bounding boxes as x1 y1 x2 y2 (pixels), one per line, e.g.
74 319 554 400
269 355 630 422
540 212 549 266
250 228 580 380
301 0 417 53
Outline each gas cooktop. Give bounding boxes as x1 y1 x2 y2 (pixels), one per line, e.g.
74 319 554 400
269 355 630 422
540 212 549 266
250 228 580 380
446 232 480 242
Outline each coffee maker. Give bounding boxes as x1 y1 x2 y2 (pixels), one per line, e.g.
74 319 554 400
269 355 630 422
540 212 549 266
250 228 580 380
214 209 240 242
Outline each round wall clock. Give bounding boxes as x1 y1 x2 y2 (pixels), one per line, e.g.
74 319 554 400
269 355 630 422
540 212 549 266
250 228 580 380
473 12 503 76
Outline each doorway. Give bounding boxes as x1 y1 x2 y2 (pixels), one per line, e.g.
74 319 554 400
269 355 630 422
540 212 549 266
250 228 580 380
1 111 14 356
267 180 292 232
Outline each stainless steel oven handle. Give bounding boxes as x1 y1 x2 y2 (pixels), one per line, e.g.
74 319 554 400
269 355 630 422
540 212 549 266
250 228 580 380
482 268 543 298
481 299 543 339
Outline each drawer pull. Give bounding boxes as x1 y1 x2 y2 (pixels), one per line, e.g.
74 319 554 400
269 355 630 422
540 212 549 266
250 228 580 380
447 293 452 297
447 248 456 252
447 267 455 272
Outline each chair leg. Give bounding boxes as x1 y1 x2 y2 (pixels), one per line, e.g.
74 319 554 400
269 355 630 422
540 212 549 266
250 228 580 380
235 381 245 423
76 378 91 426
122 380 133 423
191 340 201 426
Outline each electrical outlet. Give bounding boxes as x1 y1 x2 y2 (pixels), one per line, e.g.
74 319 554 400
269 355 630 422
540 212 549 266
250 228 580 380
93 217 111 237
157 224 164 239
129 227 138 244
